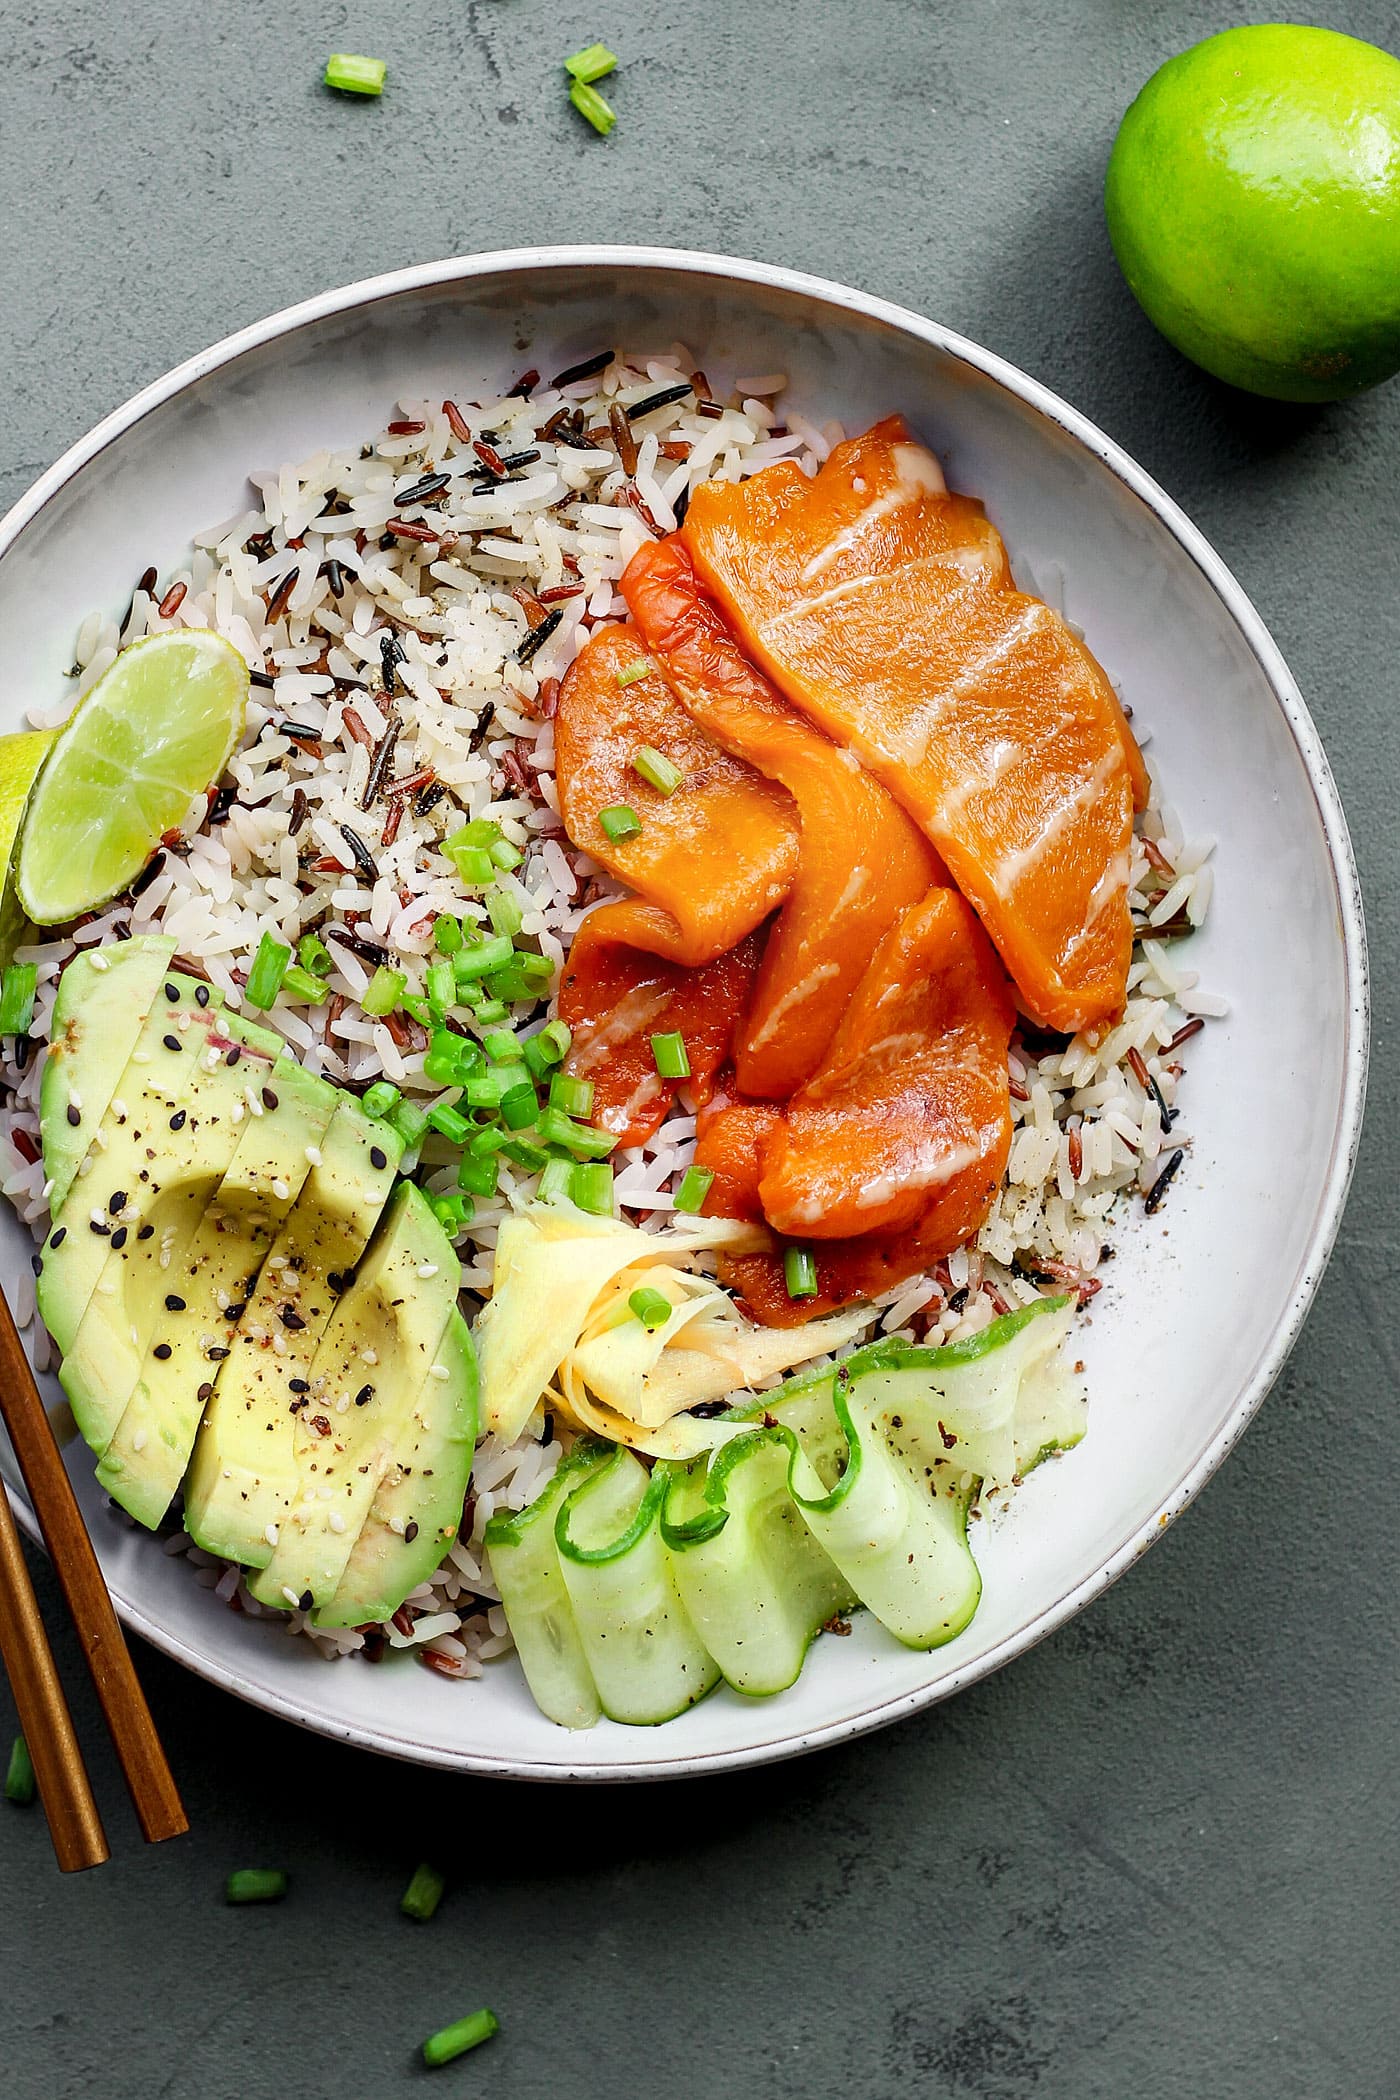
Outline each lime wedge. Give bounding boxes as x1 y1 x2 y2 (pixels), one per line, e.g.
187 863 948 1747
17 630 248 925
0 729 58 964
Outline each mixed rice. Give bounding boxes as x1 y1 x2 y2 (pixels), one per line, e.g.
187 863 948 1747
0 348 1224 1680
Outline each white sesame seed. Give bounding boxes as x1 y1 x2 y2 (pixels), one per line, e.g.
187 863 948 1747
335 1394 350 1413
89 952 111 972
41 1178 53 1199
281 1585 301 1607
69 1090 83 1112
416 1262 438 1279
110 1098 127 1120
231 1099 245 1121
131 1429 147 1453
245 1087 264 1117
359 1346 378 1366
265 1523 280 1547
328 1511 346 1533
429 1363 449 1380
271 1178 290 1202
304 1145 322 1167
130 1048 150 1064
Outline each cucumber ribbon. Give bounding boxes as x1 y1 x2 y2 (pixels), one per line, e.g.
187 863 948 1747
486 1295 1083 1728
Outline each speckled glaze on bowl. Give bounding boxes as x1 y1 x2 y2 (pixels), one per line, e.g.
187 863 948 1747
0 249 1368 1779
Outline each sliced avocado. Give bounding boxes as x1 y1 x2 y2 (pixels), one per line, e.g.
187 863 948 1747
37 971 234 1365
314 1308 478 1629
248 1184 461 1611
182 1098 404 1566
55 1006 283 1454
95 1053 341 1529
39 936 181 1216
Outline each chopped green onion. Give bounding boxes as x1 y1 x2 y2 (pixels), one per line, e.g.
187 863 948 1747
457 1152 500 1198
244 933 291 1012
569 78 616 136
389 1099 429 1148
0 963 37 1036
673 1165 715 1214
536 1107 618 1159
501 1137 549 1171
422 2008 499 2069
361 1080 401 1121
633 745 683 797
282 963 329 1006
499 1083 539 1131
598 803 642 842
565 42 618 82
486 886 525 938
426 960 456 1015
462 1066 523 1110
423 1042 464 1088
467 1122 517 1158
324 52 386 96
483 1031 520 1065
571 1161 614 1214
538 1157 576 1202
615 657 653 687
401 1862 447 1922
452 934 514 982
489 836 524 873
784 1245 819 1299
361 965 406 1017
454 818 502 847
650 1031 690 1080
442 833 496 887
4 1735 34 1805
482 970 533 1007
400 991 433 1026
297 932 334 978
522 1035 553 1080
548 1073 594 1118
225 1868 288 1904
426 1102 471 1146
433 914 463 956
536 1020 572 1064
629 1286 672 1331
470 996 509 1025
430 1192 473 1233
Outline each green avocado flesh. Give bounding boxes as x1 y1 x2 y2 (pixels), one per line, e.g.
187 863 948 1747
488 1300 1081 1729
36 942 476 1632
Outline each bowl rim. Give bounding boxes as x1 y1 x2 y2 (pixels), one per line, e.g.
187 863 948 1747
0 244 1370 1780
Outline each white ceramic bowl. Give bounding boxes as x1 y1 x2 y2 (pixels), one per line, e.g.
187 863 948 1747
0 248 1367 1778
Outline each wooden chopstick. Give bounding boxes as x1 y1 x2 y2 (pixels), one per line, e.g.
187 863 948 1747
0 1283 187 1851
0 1478 108 1871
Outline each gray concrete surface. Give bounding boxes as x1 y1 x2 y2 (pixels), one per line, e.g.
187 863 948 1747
1 3 1396 2094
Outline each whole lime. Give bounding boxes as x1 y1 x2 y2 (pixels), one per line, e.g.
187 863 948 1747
1105 24 1400 401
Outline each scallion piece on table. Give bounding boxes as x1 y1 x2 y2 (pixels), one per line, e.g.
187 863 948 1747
565 42 618 83
4 1734 34 1805
673 1165 715 1214
422 2008 499 2069
632 745 683 797
571 1161 614 1214
243 933 290 1012
433 914 463 956
538 1157 576 1202
457 1152 500 1198
569 78 616 136
628 1286 672 1332
548 1073 594 1118
486 886 524 938
401 1861 447 1922
225 1868 288 1904
361 1080 401 1120
297 931 334 978
650 1030 690 1079
281 963 328 1006
598 803 642 842
536 1107 618 1159
389 1098 429 1148
784 1245 819 1299
361 965 407 1017
452 934 514 982
615 657 652 687
324 52 386 96
426 1102 471 1146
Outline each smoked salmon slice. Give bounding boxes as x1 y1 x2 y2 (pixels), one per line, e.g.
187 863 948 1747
683 416 1149 1032
558 909 765 1147
621 536 945 1097
554 622 798 967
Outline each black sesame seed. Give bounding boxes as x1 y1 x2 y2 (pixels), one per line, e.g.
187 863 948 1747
152 1343 172 1360
261 1087 278 1111
162 1033 181 1052
165 1294 186 1312
225 1302 247 1322
298 1591 314 1611
354 1384 374 1407
137 1224 155 1241
110 1226 127 1249
169 1110 187 1131
197 1382 213 1402
194 982 211 1008
288 1378 309 1394
164 982 180 1003
108 1191 127 1214
89 1220 111 1236
369 1146 387 1171
29 1253 41 1277
207 1346 230 1361
404 1521 419 1543
66 1104 82 1127
280 1306 305 1330
225 1047 242 1067
49 1226 66 1248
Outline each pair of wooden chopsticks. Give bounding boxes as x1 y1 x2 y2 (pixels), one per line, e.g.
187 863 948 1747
0 1283 186 1870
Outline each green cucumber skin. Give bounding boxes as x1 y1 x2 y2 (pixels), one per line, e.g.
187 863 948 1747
492 1296 1080 1730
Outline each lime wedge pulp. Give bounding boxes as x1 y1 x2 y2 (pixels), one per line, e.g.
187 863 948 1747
17 630 248 925
0 729 58 963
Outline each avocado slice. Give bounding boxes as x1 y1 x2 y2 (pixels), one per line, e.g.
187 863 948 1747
182 1098 405 1566
37 972 240 1367
54 1007 283 1455
314 1309 478 1629
248 1184 461 1611
39 936 182 1216
95 1053 342 1530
